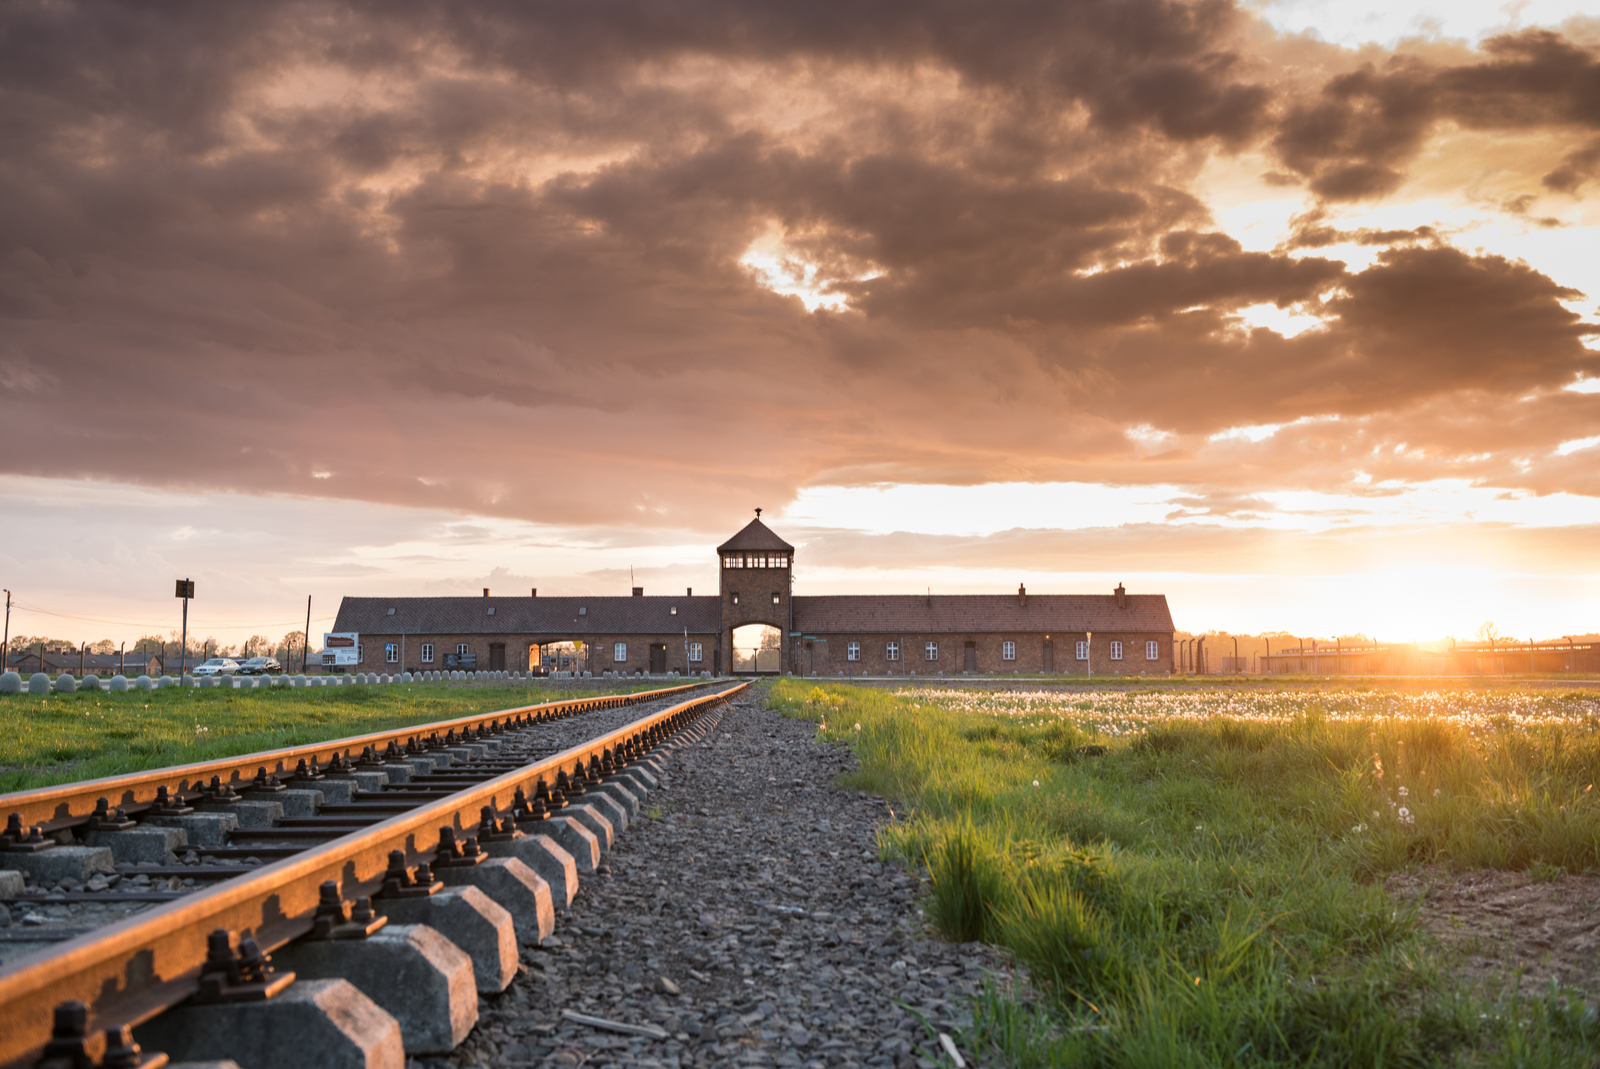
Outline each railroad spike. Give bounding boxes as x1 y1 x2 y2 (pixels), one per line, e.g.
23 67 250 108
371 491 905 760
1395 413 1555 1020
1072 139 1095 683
97 1024 158 1069
38 1000 94 1069
191 928 294 1003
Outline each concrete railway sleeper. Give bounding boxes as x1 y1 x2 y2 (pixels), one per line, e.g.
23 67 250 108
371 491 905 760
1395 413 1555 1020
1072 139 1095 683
0 681 747 1069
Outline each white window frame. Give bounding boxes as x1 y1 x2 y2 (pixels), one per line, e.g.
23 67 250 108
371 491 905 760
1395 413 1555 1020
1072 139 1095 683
1076 640 1088 660
886 641 899 662
1146 640 1159 660
1002 640 1016 661
456 643 470 657
1110 641 1123 661
847 641 861 661
689 642 703 662
613 642 627 663
385 643 399 663
925 641 938 661
357 643 364 663
421 643 434 663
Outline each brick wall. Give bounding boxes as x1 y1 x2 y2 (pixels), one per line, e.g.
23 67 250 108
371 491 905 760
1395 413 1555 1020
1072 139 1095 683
349 632 717 675
796 632 1173 676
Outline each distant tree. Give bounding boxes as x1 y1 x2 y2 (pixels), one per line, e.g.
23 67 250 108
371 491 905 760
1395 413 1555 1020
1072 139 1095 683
242 635 271 658
1476 621 1502 644
132 634 166 655
90 639 116 654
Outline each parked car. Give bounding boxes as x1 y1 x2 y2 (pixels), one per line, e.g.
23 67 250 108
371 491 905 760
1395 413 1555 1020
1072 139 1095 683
238 656 282 675
192 658 241 677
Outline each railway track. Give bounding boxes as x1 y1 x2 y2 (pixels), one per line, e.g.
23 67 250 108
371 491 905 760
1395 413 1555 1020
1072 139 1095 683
0 679 748 1068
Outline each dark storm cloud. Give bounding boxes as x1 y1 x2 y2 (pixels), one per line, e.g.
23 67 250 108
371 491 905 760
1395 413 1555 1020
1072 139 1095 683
1 0 1597 532
1272 30 1600 200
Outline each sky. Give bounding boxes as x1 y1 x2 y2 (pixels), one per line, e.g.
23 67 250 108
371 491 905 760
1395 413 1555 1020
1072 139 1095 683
2 0 1598 649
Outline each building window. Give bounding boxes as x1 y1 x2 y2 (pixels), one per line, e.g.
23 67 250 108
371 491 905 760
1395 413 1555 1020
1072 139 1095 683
731 592 740 605
689 642 703 662
385 643 399 663
1110 641 1123 660
421 643 434 663
847 641 861 661
357 644 365 662
925 642 939 661
1002 641 1016 661
1146 640 1159 660
886 641 899 661
771 592 781 605
1076 641 1088 660
457 643 469 657
486 606 495 616
613 642 627 662
671 606 678 615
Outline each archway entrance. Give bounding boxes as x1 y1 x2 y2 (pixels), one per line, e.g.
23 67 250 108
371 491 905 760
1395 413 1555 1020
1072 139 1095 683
732 623 784 674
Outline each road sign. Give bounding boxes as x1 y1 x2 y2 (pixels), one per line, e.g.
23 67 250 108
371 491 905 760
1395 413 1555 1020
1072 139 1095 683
175 579 195 599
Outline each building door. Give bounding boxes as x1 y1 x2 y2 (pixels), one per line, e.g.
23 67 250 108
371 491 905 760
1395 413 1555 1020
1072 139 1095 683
964 642 977 673
649 644 667 674
1042 640 1054 673
488 643 506 671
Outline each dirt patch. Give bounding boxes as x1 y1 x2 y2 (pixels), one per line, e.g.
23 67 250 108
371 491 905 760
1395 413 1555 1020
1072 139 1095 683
1387 867 1600 995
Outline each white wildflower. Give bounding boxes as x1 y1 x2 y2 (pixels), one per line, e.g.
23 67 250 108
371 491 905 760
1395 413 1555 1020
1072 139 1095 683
1398 786 1408 798
1032 780 1040 787
1433 788 1441 798
1397 806 1414 826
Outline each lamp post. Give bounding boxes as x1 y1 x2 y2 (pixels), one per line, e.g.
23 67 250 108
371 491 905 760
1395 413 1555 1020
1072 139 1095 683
174 578 194 678
1086 631 1092 681
2 589 10 674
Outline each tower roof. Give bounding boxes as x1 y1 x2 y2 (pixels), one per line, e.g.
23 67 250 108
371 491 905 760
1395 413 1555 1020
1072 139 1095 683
717 516 795 554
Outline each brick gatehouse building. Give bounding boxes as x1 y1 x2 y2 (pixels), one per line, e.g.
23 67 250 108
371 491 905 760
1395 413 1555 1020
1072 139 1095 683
330 514 1176 677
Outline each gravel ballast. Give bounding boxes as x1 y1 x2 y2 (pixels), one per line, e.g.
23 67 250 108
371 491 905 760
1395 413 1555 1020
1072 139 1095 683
443 687 1015 1069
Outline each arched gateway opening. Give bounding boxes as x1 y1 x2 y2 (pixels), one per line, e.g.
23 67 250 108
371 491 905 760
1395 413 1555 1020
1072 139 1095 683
732 623 784 674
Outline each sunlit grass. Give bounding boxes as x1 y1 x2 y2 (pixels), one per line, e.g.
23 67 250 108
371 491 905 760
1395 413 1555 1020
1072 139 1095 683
773 680 1600 1068
0 682 657 792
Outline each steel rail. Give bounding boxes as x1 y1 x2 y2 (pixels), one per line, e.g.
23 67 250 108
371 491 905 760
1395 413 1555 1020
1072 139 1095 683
0 680 708 833
0 681 747 1068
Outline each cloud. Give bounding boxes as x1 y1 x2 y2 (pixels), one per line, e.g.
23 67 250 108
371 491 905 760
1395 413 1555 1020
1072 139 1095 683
1 0 1598 537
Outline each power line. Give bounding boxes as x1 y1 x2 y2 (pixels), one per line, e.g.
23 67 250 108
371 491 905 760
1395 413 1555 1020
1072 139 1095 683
10 600 335 632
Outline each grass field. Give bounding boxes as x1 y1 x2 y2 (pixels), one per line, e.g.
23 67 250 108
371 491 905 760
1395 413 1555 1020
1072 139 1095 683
0 681 659 793
771 680 1600 1068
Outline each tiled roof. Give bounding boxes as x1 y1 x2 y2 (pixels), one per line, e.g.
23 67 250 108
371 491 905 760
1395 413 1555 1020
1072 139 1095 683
332 596 721 636
716 518 795 554
791 594 1174 634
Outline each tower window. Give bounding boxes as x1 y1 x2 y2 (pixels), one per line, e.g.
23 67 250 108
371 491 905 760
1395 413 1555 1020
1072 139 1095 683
772 592 781 605
925 642 938 661
886 642 899 661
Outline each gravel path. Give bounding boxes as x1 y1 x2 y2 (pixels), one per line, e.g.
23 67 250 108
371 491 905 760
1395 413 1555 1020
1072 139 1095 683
439 685 1014 1069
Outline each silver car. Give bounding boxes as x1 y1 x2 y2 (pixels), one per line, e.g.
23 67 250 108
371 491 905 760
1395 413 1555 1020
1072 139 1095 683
192 658 240 677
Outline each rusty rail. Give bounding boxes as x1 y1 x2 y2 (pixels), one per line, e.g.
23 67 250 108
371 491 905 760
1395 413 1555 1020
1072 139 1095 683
0 681 748 1067
0 680 708 833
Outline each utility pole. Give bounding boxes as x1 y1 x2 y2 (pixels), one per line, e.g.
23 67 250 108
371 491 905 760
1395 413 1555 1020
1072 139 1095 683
303 595 312 674
1086 631 1093 681
2 590 10 674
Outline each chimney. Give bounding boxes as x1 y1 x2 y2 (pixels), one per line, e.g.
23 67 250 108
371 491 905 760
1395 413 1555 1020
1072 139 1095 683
686 587 693 596
1018 583 1027 608
483 588 490 598
1114 583 1126 609
632 587 644 597
531 588 537 597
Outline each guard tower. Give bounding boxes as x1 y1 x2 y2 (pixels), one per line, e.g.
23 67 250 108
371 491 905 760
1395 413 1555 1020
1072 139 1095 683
717 510 795 674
